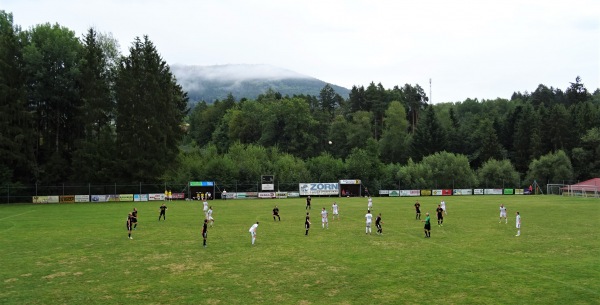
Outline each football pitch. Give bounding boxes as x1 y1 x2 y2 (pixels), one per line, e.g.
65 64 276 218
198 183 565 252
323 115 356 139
1 196 598 304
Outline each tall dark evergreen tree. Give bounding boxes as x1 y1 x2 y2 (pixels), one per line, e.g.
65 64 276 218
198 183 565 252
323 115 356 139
446 107 462 154
402 84 428 134
0 11 35 183
114 36 188 182
565 76 589 106
512 103 537 173
23 23 83 183
348 85 367 113
546 104 572 152
71 28 118 182
318 84 343 119
471 118 505 168
410 105 446 161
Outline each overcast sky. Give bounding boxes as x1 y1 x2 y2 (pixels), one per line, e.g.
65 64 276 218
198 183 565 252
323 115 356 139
3 0 599 103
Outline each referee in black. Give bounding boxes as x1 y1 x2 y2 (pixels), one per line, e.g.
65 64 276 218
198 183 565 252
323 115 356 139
202 219 208 248
273 205 281 221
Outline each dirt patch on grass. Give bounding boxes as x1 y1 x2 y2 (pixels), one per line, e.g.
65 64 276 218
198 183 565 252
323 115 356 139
20 273 32 277
4 278 18 283
73 272 84 276
43 272 69 279
206 299 221 305
298 300 312 305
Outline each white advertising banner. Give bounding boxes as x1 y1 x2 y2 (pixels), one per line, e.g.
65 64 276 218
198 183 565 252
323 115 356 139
258 192 276 198
276 192 288 199
379 190 390 195
484 189 503 195
339 179 361 184
400 190 421 197
91 195 110 202
262 184 275 191
299 183 339 196
75 195 90 202
149 193 165 201
474 189 484 195
453 189 473 195
431 189 444 196
47 196 60 203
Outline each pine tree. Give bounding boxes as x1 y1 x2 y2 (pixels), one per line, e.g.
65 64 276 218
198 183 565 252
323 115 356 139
0 11 35 183
71 28 118 182
114 36 188 182
410 105 447 161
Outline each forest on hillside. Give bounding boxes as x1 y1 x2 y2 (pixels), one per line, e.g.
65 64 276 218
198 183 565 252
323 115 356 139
1 11 599 191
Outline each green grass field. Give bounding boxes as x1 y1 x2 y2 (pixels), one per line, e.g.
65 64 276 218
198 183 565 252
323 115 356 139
1 195 599 304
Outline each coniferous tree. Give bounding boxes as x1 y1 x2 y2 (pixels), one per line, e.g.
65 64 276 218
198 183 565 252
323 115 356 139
410 105 447 161
23 23 83 183
71 28 118 182
472 118 506 168
114 36 188 182
512 103 536 173
402 84 428 134
318 84 343 119
0 11 35 183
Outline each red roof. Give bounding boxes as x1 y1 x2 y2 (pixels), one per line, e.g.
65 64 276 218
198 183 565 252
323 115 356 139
563 178 600 191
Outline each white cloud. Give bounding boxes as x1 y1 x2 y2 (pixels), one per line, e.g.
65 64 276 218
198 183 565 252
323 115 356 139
3 0 599 102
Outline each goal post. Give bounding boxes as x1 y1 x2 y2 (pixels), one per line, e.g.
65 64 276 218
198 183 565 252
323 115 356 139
546 184 566 196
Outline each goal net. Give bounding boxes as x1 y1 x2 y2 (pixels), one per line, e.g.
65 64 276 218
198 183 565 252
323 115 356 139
546 184 566 195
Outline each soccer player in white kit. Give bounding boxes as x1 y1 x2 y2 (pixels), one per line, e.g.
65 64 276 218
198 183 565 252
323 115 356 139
203 200 209 218
321 207 328 229
367 196 373 211
332 202 340 220
515 212 521 236
440 200 447 215
207 206 214 227
499 204 507 224
365 210 373 234
249 222 259 245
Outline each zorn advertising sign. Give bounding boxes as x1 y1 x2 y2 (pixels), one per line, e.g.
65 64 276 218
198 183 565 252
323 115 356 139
299 183 339 196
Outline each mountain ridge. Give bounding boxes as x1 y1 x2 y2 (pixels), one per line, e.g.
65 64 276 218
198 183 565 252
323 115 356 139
171 64 350 104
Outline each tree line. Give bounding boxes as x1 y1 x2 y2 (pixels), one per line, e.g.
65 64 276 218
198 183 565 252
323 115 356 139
0 12 187 186
1 11 599 191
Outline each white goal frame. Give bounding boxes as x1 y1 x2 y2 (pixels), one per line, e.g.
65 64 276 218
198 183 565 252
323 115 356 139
546 184 566 196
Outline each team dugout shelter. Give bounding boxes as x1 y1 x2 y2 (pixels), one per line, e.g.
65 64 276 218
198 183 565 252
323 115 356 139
339 179 363 197
189 181 215 200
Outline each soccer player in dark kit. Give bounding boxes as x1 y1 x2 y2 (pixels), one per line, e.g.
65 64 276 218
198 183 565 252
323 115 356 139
126 212 133 239
202 219 208 248
158 203 167 221
414 201 421 220
131 208 138 230
272 205 281 221
436 204 444 226
375 213 384 235
306 195 312 210
305 212 311 235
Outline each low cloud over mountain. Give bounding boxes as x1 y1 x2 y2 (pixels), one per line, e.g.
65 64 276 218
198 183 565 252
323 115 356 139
171 64 349 104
